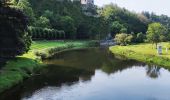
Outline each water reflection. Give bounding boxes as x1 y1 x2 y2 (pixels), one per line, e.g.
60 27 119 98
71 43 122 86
146 65 161 79
0 48 170 100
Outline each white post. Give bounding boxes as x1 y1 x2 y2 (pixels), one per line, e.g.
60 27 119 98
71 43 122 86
166 48 169 54
157 45 162 55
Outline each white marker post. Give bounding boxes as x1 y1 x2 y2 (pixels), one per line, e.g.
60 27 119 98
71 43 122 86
166 48 169 54
157 45 162 55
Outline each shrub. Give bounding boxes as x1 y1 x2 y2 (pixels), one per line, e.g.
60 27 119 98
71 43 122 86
136 32 146 43
114 33 133 46
28 27 65 40
0 7 31 58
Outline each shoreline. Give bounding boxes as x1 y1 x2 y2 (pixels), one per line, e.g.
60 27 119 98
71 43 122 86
109 43 170 70
0 40 98 93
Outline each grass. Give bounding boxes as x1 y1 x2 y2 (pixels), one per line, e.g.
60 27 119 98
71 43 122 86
30 40 90 50
0 40 97 93
109 42 170 69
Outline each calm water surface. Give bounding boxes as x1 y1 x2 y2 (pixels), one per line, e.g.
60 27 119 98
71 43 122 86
1 48 170 100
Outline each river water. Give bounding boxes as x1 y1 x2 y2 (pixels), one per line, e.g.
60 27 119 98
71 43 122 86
1 48 170 100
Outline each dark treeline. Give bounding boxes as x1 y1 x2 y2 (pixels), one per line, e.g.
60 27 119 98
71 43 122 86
11 0 109 40
11 0 170 41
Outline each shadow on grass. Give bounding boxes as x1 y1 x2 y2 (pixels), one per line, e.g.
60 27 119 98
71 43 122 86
0 58 9 70
4 57 39 69
0 56 42 94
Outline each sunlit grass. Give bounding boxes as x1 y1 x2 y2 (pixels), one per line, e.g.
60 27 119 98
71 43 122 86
0 40 93 93
109 42 170 69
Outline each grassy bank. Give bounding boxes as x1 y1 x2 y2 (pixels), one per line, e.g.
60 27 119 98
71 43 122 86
109 42 170 69
0 40 98 93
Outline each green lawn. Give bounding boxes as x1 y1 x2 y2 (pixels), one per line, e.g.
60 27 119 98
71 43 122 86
0 40 95 93
30 40 89 50
19 40 93 59
109 42 170 69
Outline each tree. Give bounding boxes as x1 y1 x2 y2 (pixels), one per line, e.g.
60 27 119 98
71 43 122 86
0 0 10 7
136 32 145 43
0 6 31 58
59 16 76 39
120 27 127 33
146 23 166 47
126 35 133 44
17 0 35 24
114 33 133 46
110 21 125 36
35 16 51 28
146 65 160 79
101 4 148 34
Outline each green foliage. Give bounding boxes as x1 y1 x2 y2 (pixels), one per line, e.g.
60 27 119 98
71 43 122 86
28 27 65 40
0 7 31 58
58 16 76 39
136 32 146 43
142 12 170 29
114 33 133 46
110 21 126 35
35 16 51 28
17 0 35 24
101 4 148 34
109 42 170 69
0 0 10 7
26 0 108 39
120 27 127 33
2 0 109 40
146 23 166 46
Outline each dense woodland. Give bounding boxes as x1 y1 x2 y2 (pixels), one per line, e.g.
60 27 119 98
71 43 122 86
1 0 170 57
7 0 170 40
12 0 109 39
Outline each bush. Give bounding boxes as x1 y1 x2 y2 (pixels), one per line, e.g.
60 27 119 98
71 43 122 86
0 7 31 58
136 32 146 43
114 33 133 46
28 27 65 40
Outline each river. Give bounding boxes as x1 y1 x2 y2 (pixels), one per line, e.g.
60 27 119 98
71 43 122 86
0 48 170 100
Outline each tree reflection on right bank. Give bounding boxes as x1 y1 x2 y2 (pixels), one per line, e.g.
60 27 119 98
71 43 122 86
146 65 161 79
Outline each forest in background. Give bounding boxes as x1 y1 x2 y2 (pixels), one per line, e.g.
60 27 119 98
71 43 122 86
9 0 170 40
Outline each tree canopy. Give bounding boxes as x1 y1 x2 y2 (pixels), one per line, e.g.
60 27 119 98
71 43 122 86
101 4 148 34
146 23 166 47
0 1 31 58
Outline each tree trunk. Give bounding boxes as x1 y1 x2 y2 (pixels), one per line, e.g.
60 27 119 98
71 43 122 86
155 43 158 49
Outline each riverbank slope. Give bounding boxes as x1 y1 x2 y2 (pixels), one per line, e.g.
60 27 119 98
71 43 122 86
0 40 98 93
109 43 170 69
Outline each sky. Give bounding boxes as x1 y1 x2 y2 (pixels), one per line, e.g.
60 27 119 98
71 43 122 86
95 0 170 16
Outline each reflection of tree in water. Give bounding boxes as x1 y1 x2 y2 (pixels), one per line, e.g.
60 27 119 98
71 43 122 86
0 65 95 100
101 59 144 74
44 48 145 75
100 52 145 74
146 65 161 79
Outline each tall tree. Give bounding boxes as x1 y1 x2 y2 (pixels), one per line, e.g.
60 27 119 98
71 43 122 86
17 0 35 24
59 16 76 39
146 23 166 48
101 4 148 34
110 21 126 36
0 1 31 58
